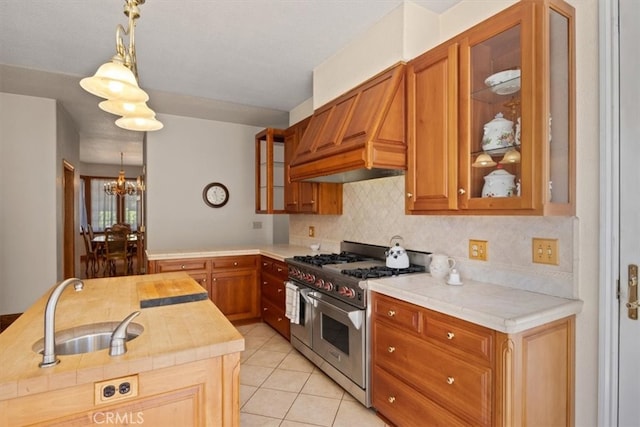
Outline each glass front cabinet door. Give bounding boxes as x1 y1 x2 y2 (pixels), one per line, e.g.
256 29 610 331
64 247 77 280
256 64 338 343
458 0 575 215
406 0 575 215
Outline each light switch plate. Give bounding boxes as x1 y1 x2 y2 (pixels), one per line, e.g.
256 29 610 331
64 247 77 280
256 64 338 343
532 238 559 265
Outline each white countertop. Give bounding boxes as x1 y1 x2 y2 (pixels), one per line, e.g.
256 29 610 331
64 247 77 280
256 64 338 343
146 244 321 262
366 273 583 334
147 245 583 334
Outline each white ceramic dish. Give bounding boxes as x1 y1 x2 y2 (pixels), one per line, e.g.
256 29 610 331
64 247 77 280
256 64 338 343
485 69 521 95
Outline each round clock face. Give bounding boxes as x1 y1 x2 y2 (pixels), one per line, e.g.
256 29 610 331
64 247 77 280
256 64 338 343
203 182 229 208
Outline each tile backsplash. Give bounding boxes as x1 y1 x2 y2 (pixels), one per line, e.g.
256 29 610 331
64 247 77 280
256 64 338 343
290 176 577 299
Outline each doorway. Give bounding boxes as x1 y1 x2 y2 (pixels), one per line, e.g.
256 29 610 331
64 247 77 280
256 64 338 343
63 160 75 279
599 0 639 424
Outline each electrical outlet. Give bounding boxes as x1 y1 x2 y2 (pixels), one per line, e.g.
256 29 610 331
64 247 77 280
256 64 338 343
532 238 559 265
308 226 315 237
94 374 139 405
469 240 488 261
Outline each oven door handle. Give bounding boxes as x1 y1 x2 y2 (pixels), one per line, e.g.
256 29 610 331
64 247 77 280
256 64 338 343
307 294 364 330
299 288 313 305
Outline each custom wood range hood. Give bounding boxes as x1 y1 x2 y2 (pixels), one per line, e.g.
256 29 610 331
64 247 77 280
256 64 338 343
289 63 407 183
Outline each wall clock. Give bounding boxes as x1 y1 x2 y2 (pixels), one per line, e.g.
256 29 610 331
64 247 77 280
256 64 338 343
202 182 229 208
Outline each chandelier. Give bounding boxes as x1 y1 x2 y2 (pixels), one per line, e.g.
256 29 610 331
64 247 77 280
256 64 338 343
105 153 137 196
80 0 163 132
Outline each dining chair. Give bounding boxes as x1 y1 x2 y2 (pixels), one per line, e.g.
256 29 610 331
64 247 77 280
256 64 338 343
81 228 99 278
104 229 131 276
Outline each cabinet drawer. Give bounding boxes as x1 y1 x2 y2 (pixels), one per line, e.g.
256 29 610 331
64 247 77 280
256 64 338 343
373 322 492 426
261 257 288 279
372 293 421 333
212 255 258 270
372 366 467 427
424 310 494 363
262 298 290 340
155 258 208 273
261 272 286 306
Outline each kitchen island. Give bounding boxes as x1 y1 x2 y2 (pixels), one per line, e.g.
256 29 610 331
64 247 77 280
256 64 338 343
0 272 244 426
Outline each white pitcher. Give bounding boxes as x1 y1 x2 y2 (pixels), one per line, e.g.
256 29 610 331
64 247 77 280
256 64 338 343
429 254 456 280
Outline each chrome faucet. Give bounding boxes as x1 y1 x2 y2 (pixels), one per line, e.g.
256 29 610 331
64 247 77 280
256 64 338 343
109 311 141 356
39 278 84 367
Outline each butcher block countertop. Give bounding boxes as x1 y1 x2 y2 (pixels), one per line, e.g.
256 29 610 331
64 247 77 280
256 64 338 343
367 273 583 334
0 272 244 401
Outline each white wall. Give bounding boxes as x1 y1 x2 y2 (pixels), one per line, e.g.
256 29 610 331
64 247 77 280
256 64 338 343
0 93 59 314
145 114 275 251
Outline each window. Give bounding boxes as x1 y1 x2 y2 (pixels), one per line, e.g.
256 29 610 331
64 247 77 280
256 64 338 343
80 176 138 232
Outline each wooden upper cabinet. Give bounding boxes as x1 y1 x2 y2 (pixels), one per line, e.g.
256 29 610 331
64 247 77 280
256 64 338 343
255 128 286 214
407 0 575 216
284 117 343 215
289 63 407 181
406 42 459 212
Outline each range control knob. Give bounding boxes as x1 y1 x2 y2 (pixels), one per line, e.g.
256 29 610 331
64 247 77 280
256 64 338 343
315 278 325 288
324 281 334 291
339 286 355 298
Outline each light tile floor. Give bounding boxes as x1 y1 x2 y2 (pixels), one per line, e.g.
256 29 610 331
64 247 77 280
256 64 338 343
236 322 387 427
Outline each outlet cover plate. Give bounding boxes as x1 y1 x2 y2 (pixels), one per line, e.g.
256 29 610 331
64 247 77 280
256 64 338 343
469 240 488 261
94 374 139 405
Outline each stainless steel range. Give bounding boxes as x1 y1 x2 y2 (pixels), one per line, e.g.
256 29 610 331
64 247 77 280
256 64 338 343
285 241 430 407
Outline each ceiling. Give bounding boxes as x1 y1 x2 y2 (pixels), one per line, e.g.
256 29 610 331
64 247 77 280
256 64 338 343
0 0 460 165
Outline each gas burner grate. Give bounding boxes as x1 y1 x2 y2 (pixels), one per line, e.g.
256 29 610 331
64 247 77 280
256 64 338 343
341 265 426 279
293 252 368 267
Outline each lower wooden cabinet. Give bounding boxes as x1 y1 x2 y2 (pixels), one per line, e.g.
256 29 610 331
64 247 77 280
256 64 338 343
1 354 241 426
212 256 260 322
371 292 575 427
147 255 261 323
260 256 290 339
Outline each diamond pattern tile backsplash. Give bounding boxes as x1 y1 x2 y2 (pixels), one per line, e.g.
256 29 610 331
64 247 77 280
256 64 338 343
290 176 577 298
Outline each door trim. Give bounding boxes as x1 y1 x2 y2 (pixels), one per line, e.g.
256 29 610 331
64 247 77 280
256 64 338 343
598 0 620 425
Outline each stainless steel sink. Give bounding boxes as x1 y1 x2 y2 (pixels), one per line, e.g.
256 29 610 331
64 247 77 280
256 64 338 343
32 321 144 356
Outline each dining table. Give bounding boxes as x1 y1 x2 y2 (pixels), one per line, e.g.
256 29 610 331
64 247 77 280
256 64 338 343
91 232 142 275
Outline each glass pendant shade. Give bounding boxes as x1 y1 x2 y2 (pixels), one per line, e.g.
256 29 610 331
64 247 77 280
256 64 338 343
80 60 149 102
99 99 155 117
116 115 164 131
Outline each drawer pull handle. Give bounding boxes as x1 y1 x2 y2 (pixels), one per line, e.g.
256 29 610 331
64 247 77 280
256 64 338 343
263 307 268 311
388 396 396 403
277 267 283 272
277 317 282 321
387 310 396 317
263 281 268 285
447 376 455 385
388 346 396 353
447 332 455 340
277 288 283 293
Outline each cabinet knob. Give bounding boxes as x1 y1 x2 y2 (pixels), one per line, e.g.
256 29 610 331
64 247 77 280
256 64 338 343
388 396 396 403
310 200 315 204
387 346 396 353
202 278 206 282
276 267 283 272
277 288 283 293
447 332 455 340
234 262 238 266
277 317 282 321
263 262 268 267
263 307 268 311
263 281 268 285
387 310 396 317
447 376 455 385
181 265 186 269
407 192 413 198
458 188 466 195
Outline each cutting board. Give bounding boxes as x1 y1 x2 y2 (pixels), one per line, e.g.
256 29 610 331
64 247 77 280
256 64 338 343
137 277 208 308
